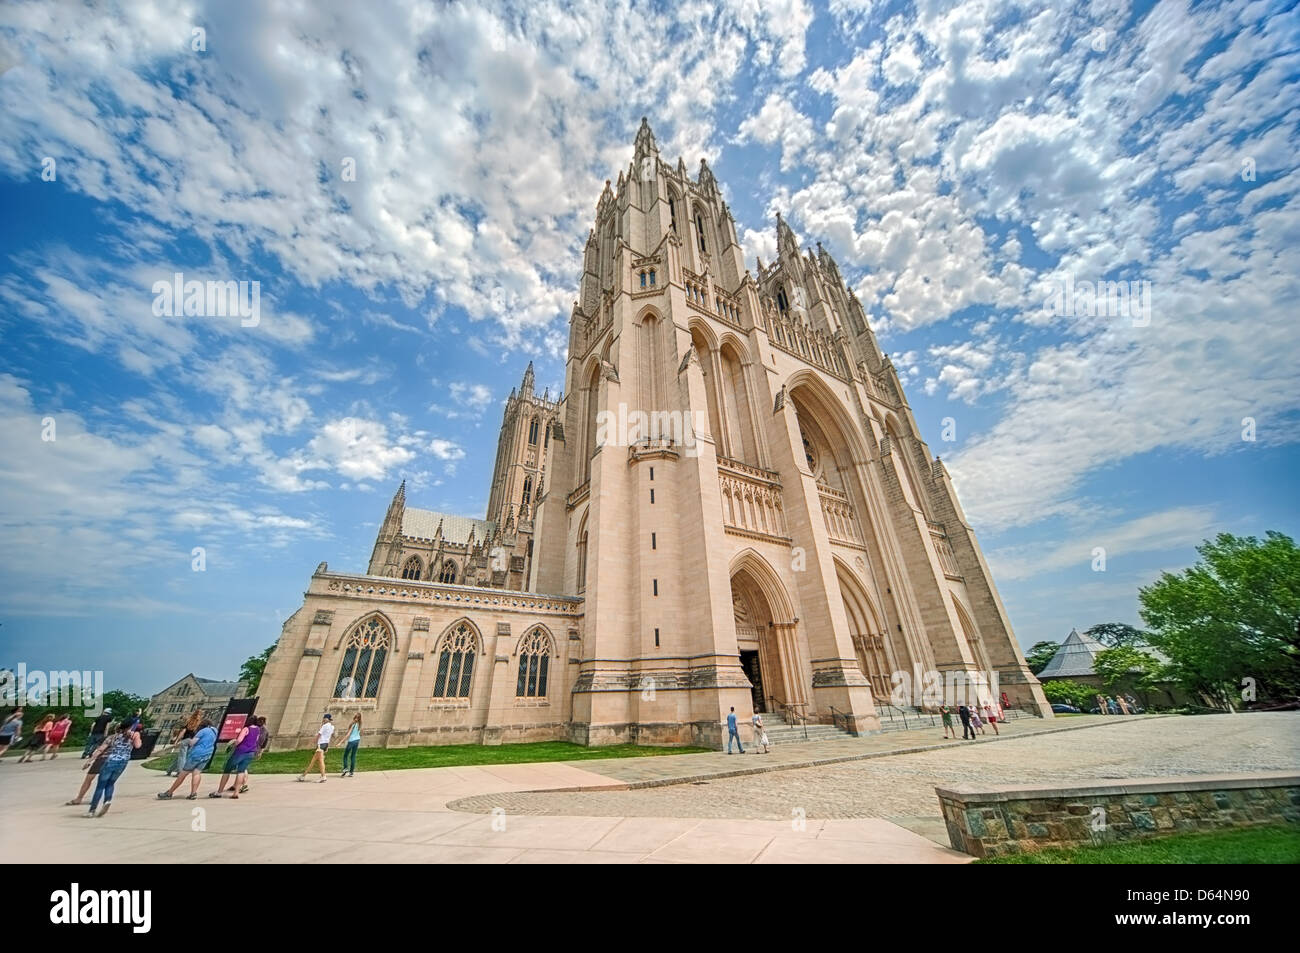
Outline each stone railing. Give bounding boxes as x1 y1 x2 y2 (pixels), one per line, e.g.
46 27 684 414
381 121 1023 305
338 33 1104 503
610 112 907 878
938 772 1300 858
315 573 582 617
818 482 864 546
720 465 787 540
927 520 963 580
717 455 781 485
566 480 590 510
763 310 851 379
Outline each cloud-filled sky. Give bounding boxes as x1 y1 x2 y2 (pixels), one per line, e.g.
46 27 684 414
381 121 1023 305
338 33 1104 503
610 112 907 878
0 0 1296 694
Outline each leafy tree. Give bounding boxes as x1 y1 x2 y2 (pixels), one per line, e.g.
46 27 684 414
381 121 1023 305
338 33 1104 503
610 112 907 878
100 690 152 726
239 645 275 696
1093 646 1163 706
1040 679 1093 709
1085 622 1149 648
1140 531 1300 706
1024 640 1061 674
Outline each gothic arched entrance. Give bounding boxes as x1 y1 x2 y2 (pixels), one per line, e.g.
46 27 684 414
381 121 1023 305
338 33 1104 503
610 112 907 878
730 553 802 715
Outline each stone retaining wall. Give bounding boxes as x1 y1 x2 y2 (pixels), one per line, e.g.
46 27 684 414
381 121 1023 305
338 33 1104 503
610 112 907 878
937 772 1300 857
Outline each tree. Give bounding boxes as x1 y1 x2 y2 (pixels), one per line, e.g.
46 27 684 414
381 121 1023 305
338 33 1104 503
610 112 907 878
1093 646 1163 706
100 690 152 725
1140 531 1300 706
239 645 275 696
1085 622 1149 648
1024 640 1060 674
1040 679 1093 709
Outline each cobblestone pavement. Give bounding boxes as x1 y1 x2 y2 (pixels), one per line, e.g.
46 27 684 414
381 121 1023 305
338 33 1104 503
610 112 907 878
449 713 1300 820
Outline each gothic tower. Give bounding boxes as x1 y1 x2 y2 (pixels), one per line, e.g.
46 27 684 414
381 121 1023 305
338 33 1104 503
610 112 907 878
529 118 1047 746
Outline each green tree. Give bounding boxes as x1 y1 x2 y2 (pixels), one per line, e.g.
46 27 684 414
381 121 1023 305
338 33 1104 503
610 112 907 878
1140 531 1300 706
1085 622 1149 648
1040 679 1093 709
99 690 152 725
239 645 275 696
1093 646 1163 706
1024 640 1060 674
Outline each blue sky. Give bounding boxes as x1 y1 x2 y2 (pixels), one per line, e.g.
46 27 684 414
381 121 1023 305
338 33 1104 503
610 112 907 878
0 0 1296 695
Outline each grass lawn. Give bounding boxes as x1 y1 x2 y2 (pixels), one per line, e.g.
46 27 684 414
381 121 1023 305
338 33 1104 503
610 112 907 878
976 825 1300 864
142 740 709 774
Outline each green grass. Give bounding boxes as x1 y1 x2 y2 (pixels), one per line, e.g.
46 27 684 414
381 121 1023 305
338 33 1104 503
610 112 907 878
976 825 1300 864
142 740 709 774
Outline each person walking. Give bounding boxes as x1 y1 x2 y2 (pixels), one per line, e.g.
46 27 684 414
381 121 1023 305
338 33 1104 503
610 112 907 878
45 713 74 758
969 706 985 735
157 719 217 800
940 703 957 739
0 709 24 759
1116 695 1130 715
298 714 334 782
1094 694 1107 715
66 736 111 806
341 714 362 777
725 707 745 754
958 704 976 740
983 702 1000 736
82 708 112 758
85 720 141 817
211 717 260 798
750 712 770 754
242 717 270 793
16 714 55 763
167 711 203 777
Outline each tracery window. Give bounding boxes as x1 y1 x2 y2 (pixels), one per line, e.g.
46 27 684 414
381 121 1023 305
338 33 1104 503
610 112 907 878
521 476 532 507
515 628 553 698
335 615 391 700
528 417 539 444
401 556 422 580
432 622 477 699
696 214 706 253
438 560 458 584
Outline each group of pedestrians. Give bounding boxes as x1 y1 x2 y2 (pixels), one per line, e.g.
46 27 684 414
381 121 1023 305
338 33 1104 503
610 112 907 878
940 701 1003 740
1095 693 1139 714
65 717 143 817
0 709 75 762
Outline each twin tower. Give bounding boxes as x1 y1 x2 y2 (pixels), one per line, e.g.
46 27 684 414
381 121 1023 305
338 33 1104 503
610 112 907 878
259 118 1047 752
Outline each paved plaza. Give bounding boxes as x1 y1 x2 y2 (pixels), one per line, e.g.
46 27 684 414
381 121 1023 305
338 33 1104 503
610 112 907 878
0 713 1294 863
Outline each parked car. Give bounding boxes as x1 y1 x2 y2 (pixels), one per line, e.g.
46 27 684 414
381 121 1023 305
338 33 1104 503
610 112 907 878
1051 703 1081 714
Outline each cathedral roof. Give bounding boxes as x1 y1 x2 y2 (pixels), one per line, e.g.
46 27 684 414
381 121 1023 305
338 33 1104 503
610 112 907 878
401 507 495 544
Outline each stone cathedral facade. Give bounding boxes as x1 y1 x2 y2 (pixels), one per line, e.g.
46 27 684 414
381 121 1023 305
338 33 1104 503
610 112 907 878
258 119 1049 751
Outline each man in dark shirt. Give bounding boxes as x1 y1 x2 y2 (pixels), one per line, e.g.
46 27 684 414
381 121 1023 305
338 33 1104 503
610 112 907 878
82 708 113 759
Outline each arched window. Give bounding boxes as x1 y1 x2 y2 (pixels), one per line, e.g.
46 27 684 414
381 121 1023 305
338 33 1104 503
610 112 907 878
669 196 677 233
335 615 391 700
521 476 532 507
776 288 789 314
576 512 589 593
438 560 458 584
544 422 549 448
401 556 422 580
528 416 539 444
649 269 656 286
640 270 647 288
432 622 478 699
515 628 553 697
696 214 706 253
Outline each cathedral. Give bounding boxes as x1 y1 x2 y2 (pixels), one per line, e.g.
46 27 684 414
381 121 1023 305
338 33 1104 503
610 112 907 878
258 118 1050 751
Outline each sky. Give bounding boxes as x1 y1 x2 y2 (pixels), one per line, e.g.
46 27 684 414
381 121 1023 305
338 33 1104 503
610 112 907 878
0 0 1296 696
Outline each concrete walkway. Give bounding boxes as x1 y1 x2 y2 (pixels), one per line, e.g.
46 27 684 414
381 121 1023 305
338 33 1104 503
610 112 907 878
0 714 1166 864
0 746 968 864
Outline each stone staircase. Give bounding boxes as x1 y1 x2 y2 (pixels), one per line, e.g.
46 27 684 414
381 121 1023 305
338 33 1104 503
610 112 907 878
874 704 1036 733
741 705 1038 745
